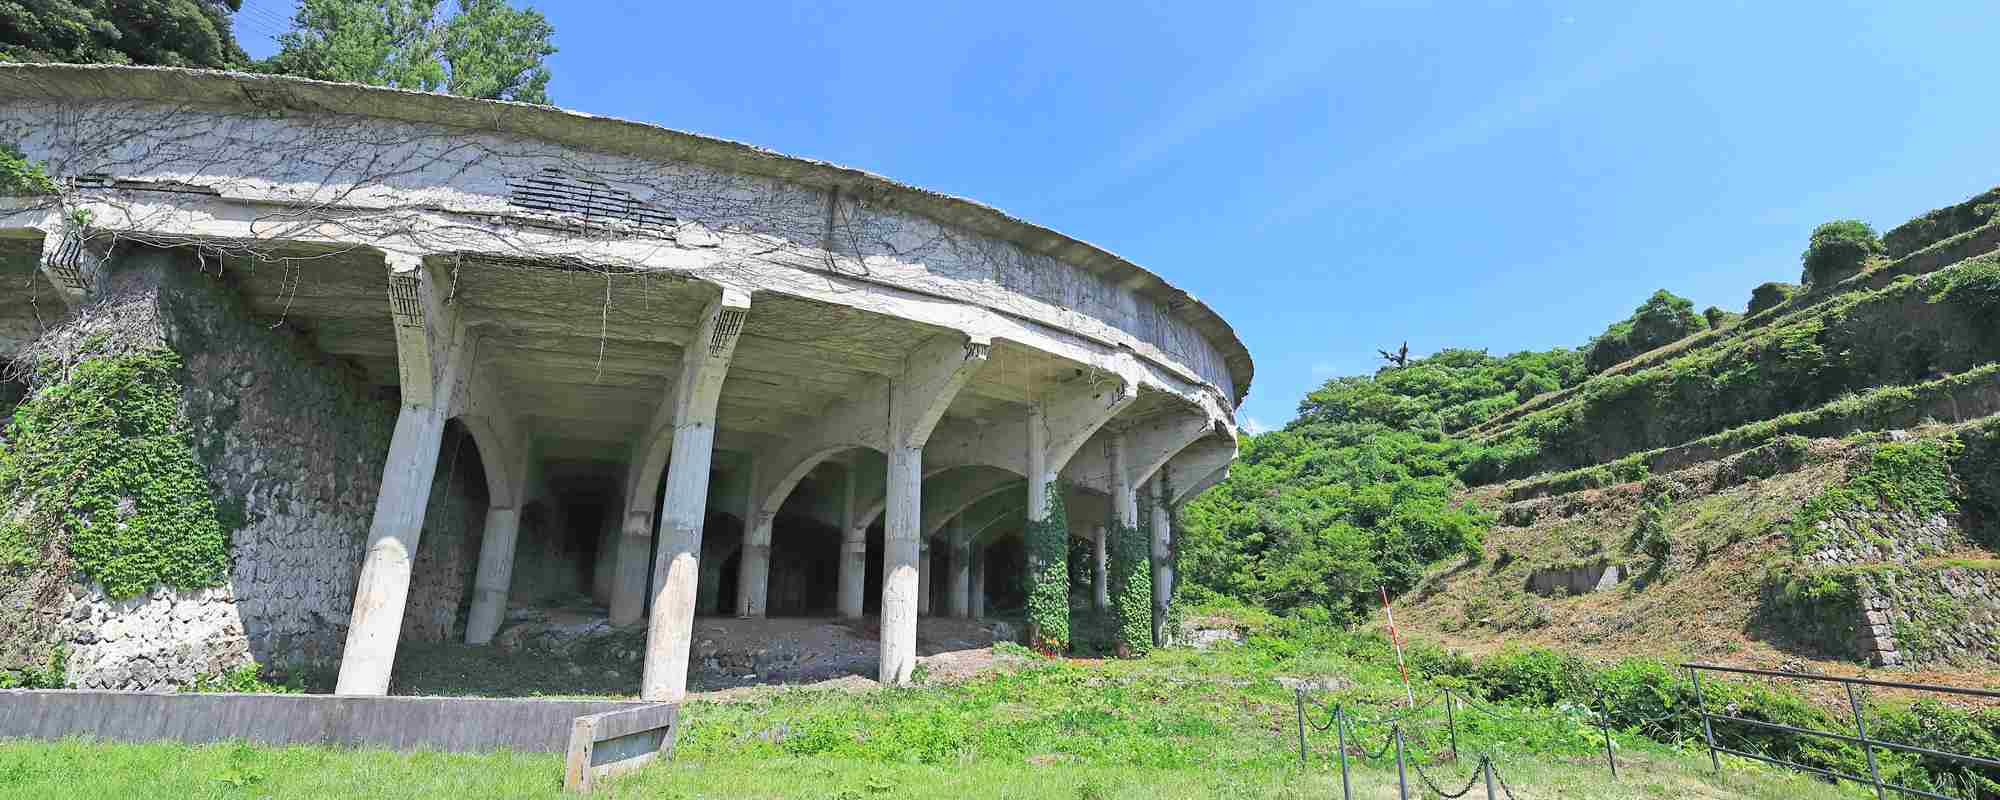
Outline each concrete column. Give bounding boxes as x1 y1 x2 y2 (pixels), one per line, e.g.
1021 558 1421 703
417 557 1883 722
639 288 748 703
463 506 521 644
970 549 986 620
879 444 922 684
335 403 447 694
1109 431 1138 529
837 457 866 619
1151 474 1174 648
336 252 462 696
945 518 970 619
916 540 933 617
1091 524 1109 612
609 506 654 626
736 458 770 618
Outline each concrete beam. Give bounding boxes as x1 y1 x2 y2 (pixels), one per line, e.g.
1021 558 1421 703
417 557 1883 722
1062 411 1216 496
642 285 750 702
335 252 469 696
1166 435 1238 506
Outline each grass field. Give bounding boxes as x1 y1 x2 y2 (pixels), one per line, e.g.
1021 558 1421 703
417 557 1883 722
0 636 1874 799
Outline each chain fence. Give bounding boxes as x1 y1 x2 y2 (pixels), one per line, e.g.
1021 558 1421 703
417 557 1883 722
1291 664 2000 800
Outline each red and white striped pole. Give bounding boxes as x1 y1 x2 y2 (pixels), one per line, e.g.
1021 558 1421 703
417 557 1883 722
1381 586 1415 706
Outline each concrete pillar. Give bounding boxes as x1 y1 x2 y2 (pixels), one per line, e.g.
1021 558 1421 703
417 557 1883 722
640 418 720 701
970 549 986 620
879 445 922 684
336 252 462 696
837 456 866 619
591 520 616 606
1151 474 1174 648
736 458 770 618
639 288 748 703
945 518 970 619
1091 524 1109 612
335 403 448 694
920 540 937 617
463 506 521 644
609 505 654 627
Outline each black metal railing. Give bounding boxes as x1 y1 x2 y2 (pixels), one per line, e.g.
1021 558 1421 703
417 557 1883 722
1686 663 2000 800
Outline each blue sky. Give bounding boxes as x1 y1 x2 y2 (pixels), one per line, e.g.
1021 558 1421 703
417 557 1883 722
234 1 2000 433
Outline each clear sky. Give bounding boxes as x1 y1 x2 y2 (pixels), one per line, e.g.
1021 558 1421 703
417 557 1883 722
233 1 2000 433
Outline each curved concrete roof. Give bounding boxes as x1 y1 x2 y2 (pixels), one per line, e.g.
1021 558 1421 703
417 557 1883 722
0 63 1253 405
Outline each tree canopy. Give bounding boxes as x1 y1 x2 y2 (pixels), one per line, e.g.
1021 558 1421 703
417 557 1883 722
0 0 247 68
1178 347 1585 619
260 0 555 103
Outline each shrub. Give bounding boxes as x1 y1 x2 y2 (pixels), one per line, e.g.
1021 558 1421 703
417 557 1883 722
0 143 57 197
1583 290 1708 373
1701 305 1740 329
1801 219 1882 285
1747 281 1800 316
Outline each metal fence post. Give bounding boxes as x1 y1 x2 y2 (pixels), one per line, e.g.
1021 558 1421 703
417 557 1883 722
1597 690 1619 779
1295 688 1308 768
1482 755 1497 800
1335 706 1353 800
1445 688 1460 762
1846 683 1886 800
1690 666 1720 774
1394 725 1411 800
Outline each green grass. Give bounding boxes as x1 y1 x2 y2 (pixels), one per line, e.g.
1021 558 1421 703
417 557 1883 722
0 640 1874 799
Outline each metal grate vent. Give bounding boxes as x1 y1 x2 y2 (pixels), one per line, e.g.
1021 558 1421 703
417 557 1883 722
387 273 425 328
44 232 87 291
710 307 746 356
508 167 675 232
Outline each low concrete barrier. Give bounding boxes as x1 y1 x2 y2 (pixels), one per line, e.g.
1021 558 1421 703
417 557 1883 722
563 703 680 793
0 690 656 753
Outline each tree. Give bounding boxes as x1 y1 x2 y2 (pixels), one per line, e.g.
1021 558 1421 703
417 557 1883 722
0 1 247 68
262 0 555 103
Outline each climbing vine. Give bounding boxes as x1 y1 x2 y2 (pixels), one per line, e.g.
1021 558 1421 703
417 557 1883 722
1024 481 1069 655
1110 507 1152 657
0 347 231 600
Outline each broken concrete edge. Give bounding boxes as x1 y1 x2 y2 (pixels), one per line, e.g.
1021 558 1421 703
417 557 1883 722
0 689 657 755
563 702 679 794
0 63 1253 405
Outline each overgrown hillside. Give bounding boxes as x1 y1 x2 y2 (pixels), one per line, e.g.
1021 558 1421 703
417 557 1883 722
1181 184 2000 681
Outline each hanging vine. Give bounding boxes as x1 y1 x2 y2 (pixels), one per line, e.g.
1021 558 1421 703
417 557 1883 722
1110 505 1152 658
1025 481 1069 655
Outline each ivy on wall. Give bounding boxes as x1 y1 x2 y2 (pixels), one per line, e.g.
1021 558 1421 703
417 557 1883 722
0 347 231 600
1024 482 1069 655
1110 508 1152 657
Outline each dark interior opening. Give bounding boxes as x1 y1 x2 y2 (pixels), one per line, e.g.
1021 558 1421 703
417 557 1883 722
982 535 1027 613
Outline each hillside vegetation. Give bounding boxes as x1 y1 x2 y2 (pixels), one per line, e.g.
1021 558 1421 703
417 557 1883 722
1181 184 2000 676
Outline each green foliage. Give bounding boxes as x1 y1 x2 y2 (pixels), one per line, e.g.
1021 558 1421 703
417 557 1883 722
1927 252 2000 321
261 0 557 103
0 0 246 68
189 661 301 694
1883 186 2000 259
1584 289 1709 373
1747 281 1799 316
1788 438 1962 556
1109 515 1151 657
1702 305 1741 329
1801 219 1883 285
0 348 230 599
0 143 56 196
0 644 65 689
1024 483 1069 654
1633 478 1674 561
1183 347 1548 616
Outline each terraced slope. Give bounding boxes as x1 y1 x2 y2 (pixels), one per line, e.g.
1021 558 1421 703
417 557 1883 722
1401 418 2000 677
1460 194 2000 485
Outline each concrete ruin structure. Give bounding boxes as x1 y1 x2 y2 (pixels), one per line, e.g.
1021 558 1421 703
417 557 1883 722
0 65 1247 700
